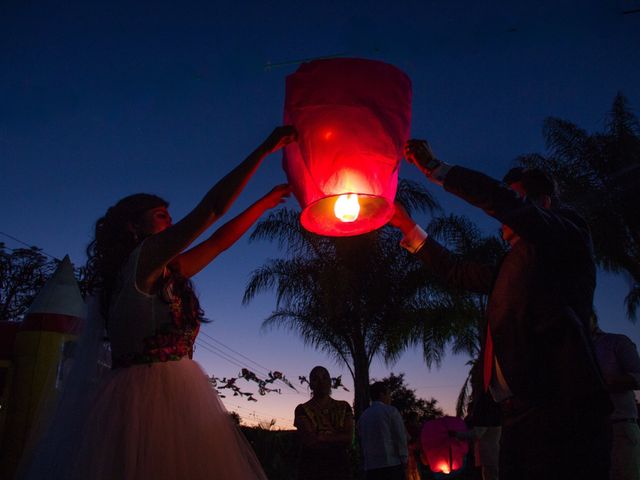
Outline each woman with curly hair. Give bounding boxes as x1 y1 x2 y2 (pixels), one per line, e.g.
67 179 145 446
24 126 296 480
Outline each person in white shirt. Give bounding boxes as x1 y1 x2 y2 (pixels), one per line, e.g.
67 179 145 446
590 312 640 480
357 382 408 480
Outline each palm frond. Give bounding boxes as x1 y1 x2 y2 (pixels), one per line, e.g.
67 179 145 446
455 368 473 418
607 93 640 138
396 178 441 216
625 283 640 323
543 117 589 164
518 94 640 321
249 208 331 258
428 215 481 255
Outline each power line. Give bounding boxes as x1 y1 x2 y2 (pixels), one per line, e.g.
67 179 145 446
0 231 60 260
199 330 273 376
223 401 294 424
263 51 348 71
195 339 308 405
197 337 271 377
196 338 307 400
195 340 248 372
414 384 462 390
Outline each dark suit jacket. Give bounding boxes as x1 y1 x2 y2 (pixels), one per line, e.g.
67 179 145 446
416 166 610 415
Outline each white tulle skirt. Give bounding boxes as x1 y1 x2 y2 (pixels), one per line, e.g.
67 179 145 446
69 358 266 480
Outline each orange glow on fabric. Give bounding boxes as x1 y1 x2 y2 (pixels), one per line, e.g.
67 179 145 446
334 194 360 222
283 58 412 236
483 323 494 391
421 417 469 474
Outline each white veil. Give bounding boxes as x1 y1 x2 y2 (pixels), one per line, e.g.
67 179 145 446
18 295 110 480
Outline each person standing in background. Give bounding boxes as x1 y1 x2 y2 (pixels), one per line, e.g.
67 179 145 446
358 382 408 480
294 366 354 480
591 312 640 480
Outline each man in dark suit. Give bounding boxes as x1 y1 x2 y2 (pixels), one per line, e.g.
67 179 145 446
389 139 612 480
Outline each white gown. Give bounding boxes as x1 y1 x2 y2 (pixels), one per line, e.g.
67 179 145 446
22 246 267 480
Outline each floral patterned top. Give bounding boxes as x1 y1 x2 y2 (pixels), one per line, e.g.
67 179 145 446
109 246 200 369
294 398 354 480
111 319 199 368
295 399 352 433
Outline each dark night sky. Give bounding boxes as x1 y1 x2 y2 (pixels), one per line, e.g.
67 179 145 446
2 0 639 427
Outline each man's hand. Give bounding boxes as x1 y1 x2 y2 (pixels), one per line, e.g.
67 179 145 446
404 139 441 176
260 126 298 154
389 203 417 235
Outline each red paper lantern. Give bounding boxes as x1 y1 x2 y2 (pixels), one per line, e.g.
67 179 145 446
421 416 469 475
283 58 412 236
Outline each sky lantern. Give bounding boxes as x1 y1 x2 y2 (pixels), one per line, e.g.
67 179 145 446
421 416 469 477
283 58 412 236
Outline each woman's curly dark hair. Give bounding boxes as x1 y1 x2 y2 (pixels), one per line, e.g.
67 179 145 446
85 193 203 327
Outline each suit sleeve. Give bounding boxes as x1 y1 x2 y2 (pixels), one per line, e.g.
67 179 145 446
443 166 588 248
616 336 640 387
415 236 495 295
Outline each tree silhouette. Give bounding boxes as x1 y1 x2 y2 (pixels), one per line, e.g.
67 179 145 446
0 243 56 322
517 93 640 320
375 372 443 421
0 243 99 323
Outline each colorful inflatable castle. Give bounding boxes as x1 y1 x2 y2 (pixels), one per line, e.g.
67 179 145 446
0 256 84 479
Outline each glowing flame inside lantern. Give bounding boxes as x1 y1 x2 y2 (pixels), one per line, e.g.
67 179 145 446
437 462 451 474
334 194 360 222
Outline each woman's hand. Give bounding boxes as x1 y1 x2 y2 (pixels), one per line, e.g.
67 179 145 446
260 184 292 209
260 126 298 154
173 184 292 278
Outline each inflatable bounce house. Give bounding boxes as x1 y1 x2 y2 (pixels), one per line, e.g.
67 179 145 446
0 256 84 478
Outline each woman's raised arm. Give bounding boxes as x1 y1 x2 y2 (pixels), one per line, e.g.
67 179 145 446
137 126 296 291
173 184 291 278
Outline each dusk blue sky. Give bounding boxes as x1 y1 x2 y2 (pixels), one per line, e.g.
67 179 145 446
2 0 639 428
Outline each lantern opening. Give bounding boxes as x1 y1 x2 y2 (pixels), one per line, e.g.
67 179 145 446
334 194 360 222
300 194 392 236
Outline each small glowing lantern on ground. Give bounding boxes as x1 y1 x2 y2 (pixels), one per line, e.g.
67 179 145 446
421 416 469 477
283 58 412 236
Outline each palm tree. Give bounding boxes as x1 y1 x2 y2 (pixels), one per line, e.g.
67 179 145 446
517 93 640 320
243 179 480 418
